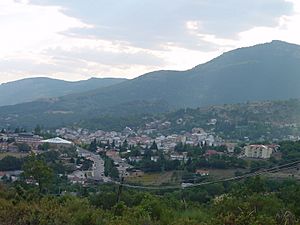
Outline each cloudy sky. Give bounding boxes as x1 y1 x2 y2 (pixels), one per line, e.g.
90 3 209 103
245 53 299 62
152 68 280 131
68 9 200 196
0 0 299 84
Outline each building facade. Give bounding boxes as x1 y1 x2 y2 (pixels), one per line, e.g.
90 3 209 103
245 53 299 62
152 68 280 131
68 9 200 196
244 145 273 159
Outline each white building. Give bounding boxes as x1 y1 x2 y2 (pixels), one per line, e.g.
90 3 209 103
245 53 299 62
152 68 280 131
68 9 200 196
41 137 73 147
244 145 273 159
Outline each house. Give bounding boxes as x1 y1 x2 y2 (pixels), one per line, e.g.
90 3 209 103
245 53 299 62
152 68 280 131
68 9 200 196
207 119 217 125
150 156 160 162
15 133 43 149
170 154 184 161
0 171 5 179
224 143 237 153
267 144 280 151
7 143 19 152
96 147 105 153
0 134 8 141
117 165 130 177
128 156 143 163
67 170 87 184
15 133 42 143
195 169 209 176
243 145 273 159
0 142 8 151
1 170 23 182
106 150 119 158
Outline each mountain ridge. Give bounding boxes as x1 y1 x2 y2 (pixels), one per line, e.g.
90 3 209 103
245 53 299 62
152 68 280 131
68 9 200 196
0 77 127 106
1 40 300 128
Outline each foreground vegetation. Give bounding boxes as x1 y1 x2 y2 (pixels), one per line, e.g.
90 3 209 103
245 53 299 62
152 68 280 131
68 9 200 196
0 176 299 225
1 140 300 224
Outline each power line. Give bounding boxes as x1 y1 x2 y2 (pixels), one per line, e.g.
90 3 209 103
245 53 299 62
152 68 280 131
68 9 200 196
109 160 300 190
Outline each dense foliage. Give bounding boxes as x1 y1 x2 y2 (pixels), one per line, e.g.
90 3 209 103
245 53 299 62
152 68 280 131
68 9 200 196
0 156 23 171
0 176 299 225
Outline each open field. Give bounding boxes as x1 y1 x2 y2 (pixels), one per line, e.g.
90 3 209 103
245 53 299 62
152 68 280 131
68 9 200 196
266 167 300 180
125 171 181 186
208 169 248 179
0 152 29 160
124 169 250 186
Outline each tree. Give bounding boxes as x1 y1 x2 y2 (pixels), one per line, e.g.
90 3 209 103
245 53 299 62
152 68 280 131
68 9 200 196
174 142 184 152
38 143 50 151
17 143 31 152
81 159 93 170
89 139 97 152
0 156 23 171
34 125 42 135
120 139 128 152
150 141 158 150
104 157 119 179
22 154 54 193
112 140 116 148
110 166 119 179
143 149 153 160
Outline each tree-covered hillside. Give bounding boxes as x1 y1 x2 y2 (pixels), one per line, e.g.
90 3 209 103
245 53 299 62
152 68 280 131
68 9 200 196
78 99 300 142
1 40 300 128
157 99 300 141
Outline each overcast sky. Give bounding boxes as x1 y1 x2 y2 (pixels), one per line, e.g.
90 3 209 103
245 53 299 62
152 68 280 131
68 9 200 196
0 0 299 84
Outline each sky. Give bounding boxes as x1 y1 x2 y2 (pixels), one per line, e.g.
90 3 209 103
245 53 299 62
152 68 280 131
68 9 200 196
0 0 300 84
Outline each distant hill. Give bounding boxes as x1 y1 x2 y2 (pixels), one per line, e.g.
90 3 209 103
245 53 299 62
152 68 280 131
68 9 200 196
79 98 300 141
156 99 300 141
1 40 300 128
0 77 127 106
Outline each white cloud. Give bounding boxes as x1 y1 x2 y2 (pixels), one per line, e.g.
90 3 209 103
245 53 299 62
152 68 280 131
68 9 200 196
186 21 201 31
0 0 90 54
236 1 300 48
180 0 300 60
0 0 166 83
0 0 299 84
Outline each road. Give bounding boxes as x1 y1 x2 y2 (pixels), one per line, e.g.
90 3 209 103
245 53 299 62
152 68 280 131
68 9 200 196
77 147 111 182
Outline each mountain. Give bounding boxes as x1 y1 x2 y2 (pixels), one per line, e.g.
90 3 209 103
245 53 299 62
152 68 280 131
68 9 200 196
1 40 300 128
0 77 127 106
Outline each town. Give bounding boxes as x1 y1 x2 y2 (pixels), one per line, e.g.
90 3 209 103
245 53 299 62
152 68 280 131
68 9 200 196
1 123 293 188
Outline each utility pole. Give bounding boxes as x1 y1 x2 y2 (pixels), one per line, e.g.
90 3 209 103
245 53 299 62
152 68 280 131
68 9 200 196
116 176 124 204
181 186 187 210
114 176 124 216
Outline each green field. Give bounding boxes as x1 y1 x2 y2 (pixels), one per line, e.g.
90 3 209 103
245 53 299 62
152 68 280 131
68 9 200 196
125 171 181 186
208 169 245 179
0 152 28 160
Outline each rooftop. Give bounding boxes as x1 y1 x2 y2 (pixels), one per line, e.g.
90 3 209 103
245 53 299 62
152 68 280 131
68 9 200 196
41 137 72 145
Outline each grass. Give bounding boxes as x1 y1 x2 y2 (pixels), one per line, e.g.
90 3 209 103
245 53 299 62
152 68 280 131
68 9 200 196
0 152 29 160
177 208 212 222
124 169 247 186
208 168 247 179
125 171 181 186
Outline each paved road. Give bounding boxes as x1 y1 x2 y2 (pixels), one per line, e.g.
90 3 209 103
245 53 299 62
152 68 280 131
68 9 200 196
77 147 110 182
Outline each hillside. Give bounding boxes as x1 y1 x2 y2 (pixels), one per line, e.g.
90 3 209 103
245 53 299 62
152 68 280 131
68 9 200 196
156 99 300 141
78 98 300 142
1 40 300 128
0 77 127 106
69 40 300 108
